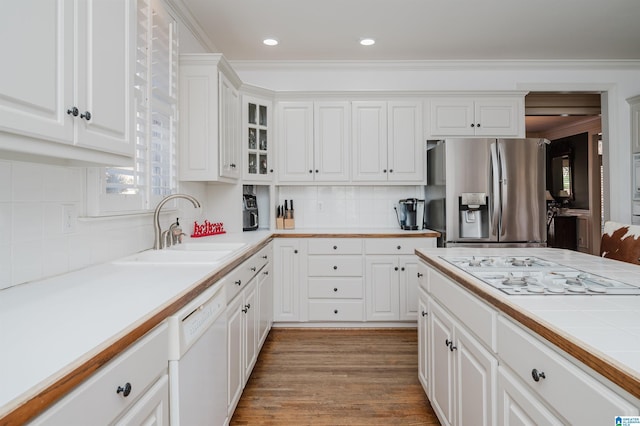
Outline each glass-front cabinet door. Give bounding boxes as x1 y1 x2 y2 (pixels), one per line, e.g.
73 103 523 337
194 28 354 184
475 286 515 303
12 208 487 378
243 95 273 182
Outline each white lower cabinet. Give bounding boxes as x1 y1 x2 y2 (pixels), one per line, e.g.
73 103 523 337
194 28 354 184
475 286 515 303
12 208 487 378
419 259 640 426
273 239 305 322
29 324 169 425
497 316 639 425
429 299 497 426
225 244 272 417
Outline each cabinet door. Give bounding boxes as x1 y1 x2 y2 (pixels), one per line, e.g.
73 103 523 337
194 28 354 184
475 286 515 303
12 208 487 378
75 0 135 155
474 99 520 137
387 101 424 182
244 96 273 181
352 101 388 181
277 102 314 182
429 98 475 137
429 300 455 426
497 367 564 426
258 265 273 347
219 72 241 179
114 375 169 426
243 281 259 380
631 99 640 153
226 295 244 415
365 256 399 321
314 101 350 181
399 257 419 320
418 288 429 395
455 325 497 426
273 239 302 321
0 1 74 143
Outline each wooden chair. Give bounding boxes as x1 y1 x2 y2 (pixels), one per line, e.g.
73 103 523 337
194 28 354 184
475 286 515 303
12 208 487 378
600 221 640 265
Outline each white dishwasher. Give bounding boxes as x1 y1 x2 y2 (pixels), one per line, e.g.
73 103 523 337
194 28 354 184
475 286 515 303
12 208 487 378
168 284 227 425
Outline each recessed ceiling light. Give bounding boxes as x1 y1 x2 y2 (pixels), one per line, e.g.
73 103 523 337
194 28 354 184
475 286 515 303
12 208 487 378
360 38 375 46
263 38 278 46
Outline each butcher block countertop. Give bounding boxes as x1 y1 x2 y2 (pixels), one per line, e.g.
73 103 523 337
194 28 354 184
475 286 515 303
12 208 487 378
0 228 438 424
416 247 640 402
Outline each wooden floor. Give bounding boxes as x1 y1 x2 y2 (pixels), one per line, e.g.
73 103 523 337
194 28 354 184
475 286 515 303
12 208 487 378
231 328 440 425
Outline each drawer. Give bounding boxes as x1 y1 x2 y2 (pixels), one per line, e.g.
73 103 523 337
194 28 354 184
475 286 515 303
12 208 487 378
429 269 496 350
308 300 364 321
308 278 363 299
225 244 271 302
308 239 362 255
308 255 363 277
497 316 639 424
364 238 434 255
30 323 169 425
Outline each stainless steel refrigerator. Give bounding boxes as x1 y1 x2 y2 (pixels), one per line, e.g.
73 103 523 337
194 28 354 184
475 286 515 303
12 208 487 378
425 138 548 247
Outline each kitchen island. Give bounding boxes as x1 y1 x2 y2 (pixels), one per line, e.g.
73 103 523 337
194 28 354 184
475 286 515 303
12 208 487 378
416 247 640 425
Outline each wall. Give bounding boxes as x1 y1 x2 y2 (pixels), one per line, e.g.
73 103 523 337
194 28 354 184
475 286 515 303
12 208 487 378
232 60 640 224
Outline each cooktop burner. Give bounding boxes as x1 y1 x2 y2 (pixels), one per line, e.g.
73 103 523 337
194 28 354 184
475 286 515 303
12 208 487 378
440 256 640 295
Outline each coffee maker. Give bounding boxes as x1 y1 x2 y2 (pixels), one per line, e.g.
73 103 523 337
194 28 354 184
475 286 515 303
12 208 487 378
395 198 425 230
242 194 259 231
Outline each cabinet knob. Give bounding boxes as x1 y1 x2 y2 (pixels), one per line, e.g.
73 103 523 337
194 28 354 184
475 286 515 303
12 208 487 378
262 255 268 259
250 266 257 272
334 309 338 314
235 279 242 286
417 272 423 278
421 310 428 317
294 250 298 254
333 287 338 292
231 163 237 168
333 245 338 250
477 123 481 128
309 170 313 174
263 270 269 275
80 111 91 121
383 169 387 173
394 266 399 271
445 338 452 348
66 107 79 117
397 245 402 250
315 169 319 173
242 307 248 313
389 169 393 173
449 343 457 351
470 123 475 128
401 267 405 271
531 369 546 382
333 265 338 270
269 169 274 173
246 303 251 309
116 382 132 397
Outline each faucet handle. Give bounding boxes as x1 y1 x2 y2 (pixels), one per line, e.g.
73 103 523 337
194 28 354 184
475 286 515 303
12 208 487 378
162 230 172 248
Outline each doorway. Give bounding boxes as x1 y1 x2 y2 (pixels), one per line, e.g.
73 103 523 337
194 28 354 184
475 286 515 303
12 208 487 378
525 92 603 254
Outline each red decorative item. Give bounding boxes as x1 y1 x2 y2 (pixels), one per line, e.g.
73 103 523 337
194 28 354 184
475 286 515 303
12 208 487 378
191 220 225 237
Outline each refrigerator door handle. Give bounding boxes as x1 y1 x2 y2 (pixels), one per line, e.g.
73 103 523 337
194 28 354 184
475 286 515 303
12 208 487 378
490 142 501 238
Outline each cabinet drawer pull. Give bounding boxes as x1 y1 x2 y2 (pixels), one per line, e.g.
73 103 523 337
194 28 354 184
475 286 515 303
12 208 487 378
531 368 546 382
116 382 132 397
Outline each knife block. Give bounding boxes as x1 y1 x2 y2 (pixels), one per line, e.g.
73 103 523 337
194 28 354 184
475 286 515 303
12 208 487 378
276 216 284 229
284 218 295 229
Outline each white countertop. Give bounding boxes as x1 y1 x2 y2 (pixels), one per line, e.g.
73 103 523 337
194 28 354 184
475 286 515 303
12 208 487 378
416 247 640 388
0 230 272 417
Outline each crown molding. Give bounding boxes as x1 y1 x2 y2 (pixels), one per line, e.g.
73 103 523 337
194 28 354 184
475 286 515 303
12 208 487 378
230 59 640 72
165 0 218 53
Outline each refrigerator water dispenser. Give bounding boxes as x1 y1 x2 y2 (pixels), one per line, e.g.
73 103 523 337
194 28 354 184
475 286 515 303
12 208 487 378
459 193 488 239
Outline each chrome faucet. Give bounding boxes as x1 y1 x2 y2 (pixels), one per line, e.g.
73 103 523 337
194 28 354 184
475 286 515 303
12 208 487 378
153 194 201 249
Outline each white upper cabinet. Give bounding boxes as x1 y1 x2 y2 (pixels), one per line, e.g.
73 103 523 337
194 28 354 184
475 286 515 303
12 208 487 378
629 95 640 153
352 100 425 182
179 54 242 182
243 95 274 182
0 0 136 164
277 101 350 182
428 96 524 138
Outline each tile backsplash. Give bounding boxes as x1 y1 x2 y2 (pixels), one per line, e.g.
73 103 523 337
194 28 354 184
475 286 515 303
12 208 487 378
277 185 425 228
0 160 204 290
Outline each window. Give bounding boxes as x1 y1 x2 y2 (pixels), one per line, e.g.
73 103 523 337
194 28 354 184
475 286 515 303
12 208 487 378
87 0 178 215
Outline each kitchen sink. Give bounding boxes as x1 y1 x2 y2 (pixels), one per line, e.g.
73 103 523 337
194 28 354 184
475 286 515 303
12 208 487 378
113 249 232 265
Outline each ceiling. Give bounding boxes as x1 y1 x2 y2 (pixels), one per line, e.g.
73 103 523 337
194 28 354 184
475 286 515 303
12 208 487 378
179 0 640 61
